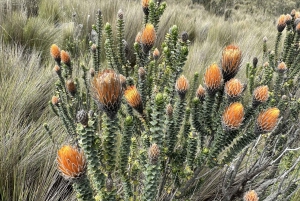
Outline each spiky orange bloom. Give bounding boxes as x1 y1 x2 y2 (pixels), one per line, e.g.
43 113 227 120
153 48 160 60
243 190 259 201
196 84 206 100
204 63 222 93
277 62 287 72
57 145 86 180
253 86 269 103
285 14 292 24
61 50 71 66
149 143 160 164
53 65 61 74
176 75 189 98
225 78 244 98
124 85 143 114
141 24 156 53
222 102 244 129
256 108 280 132
50 44 61 63
52 96 59 105
66 79 76 95
91 69 123 118
142 0 150 8
277 14 287 32
221 45 242 81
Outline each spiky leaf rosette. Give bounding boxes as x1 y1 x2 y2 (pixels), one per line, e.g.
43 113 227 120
91 69 123 119
150 93 165 148
143 144 160 201
76 120 105 194
221 45 242 82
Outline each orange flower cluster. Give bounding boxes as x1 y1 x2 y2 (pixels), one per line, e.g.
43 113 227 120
50 44 61 63
91 69 123 118
256 108 280 132
141 24 156 53
222 102 244 129
277 14 287 32
196 84 206 100
57 145 86 180
243 190 259 201
124 85 143 114
61 50 71 66
175 75 189 98
253 86 269 104
204 63 222 93
221 45 242 82
225 78 244 98
277 62 287 73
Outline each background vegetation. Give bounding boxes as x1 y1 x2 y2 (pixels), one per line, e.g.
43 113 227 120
0 0 299 200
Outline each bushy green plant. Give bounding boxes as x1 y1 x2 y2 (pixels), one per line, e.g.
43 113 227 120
48 2 300 201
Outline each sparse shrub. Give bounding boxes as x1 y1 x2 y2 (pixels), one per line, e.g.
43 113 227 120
47 1 300 201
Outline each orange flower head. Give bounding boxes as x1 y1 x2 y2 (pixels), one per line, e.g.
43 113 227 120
148 143 160 164
277 62 287 72
61 50 71 66
142 0 150 15
222 102 244 130
243 190 259 201
221 45 242 81
153 48 160 60
204 63 223 94
277 14 287 32
53 65 61 75
52 96 59 105
124 85 143 114
196 84 206 101
57 145 86 180
66 79 76 95
50 44 61 63
256 108 280 133
91 69 123 118
176 75 189 99
225 78 244 98
141 24 156 53
253 86 269 105
285 14 292 24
